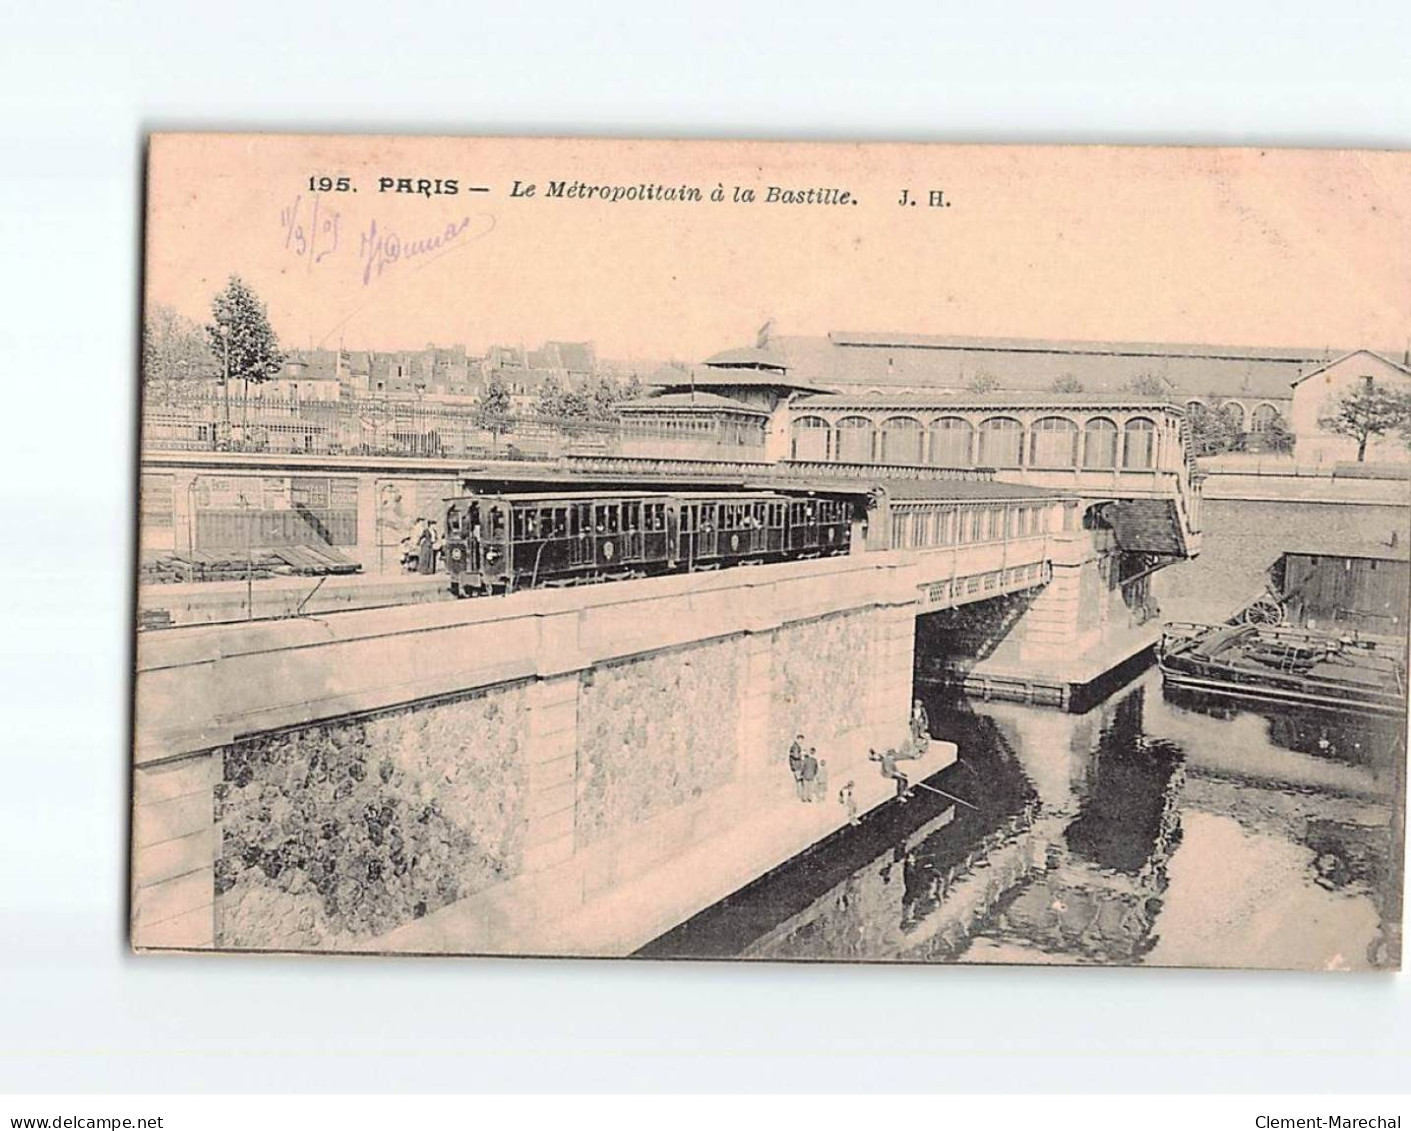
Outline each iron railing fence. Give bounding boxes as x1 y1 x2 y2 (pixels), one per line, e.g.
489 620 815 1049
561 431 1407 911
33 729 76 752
140 389 766 461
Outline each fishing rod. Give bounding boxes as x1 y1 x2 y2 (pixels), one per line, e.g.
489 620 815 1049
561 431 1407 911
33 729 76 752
908 778 976 806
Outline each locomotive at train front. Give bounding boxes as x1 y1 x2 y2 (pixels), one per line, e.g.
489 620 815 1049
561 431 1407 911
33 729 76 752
441 496 512 597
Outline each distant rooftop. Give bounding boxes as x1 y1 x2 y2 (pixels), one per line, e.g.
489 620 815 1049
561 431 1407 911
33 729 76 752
745 333 1379 402
826 331 1329 363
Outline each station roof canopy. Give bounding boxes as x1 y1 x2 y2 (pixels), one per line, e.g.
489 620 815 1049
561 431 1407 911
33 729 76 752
618 392 769 415
701 345 788 370
791 391 1184 412
657 365 834 396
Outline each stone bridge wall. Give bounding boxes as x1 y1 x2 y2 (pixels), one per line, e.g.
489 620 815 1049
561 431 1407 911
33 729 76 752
132 554 921 953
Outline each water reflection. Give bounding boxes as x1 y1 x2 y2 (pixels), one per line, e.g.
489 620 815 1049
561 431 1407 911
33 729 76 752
640 668 1404 970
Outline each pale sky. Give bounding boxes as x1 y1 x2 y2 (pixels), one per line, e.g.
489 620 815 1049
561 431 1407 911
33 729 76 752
146 135 1411 361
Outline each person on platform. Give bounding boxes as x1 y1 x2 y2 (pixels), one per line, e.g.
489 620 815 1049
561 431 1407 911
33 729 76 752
416 522 436 574
404 517 427 572
910 699 931 746
839 780 859 826
813 757 829 804
427 519 442 570
788 736 806 800
800 748 819 803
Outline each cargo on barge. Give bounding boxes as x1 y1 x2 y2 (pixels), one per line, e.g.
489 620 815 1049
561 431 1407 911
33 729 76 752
1157 621 1407 715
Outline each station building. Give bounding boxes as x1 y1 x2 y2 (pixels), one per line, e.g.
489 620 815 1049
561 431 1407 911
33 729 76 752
1288 349 1411 465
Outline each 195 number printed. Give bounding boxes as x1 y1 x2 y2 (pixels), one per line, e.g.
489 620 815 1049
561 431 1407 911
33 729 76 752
309 175 355 193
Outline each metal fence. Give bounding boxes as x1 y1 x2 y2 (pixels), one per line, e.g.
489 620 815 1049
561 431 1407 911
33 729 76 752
140 389 765 462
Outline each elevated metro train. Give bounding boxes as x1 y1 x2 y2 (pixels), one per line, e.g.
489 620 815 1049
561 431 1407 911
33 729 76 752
441 489 856 596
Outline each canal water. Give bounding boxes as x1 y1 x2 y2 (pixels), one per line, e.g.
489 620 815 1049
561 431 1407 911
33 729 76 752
639 666 1405 969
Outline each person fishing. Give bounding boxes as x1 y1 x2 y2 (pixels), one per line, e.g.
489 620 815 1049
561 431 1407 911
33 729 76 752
869 747 910 803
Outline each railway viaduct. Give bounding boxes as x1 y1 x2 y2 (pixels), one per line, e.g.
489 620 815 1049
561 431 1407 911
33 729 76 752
132 399 1204 957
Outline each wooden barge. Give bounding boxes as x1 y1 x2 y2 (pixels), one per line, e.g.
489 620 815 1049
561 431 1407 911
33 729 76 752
1158 621 1407 716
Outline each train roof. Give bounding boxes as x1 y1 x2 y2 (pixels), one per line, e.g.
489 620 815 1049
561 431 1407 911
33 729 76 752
446 489 803 504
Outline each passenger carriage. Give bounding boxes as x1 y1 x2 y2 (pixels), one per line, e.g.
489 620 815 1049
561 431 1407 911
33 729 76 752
442 489 853 596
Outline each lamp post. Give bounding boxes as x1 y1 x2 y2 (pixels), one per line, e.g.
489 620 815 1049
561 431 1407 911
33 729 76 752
221 324 231 446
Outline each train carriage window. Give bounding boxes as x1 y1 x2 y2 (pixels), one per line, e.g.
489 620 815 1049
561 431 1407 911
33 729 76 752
553 508 567 537
489 506 506 539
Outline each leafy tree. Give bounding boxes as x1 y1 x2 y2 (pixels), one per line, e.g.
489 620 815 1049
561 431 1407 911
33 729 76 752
1185 392 1252 454
1187 396 1245 456
557 388 595 436
206 276 285 395
1262 411 1295 455
1317 378 1411 462
142 304 215 401
622 373 645 401
535 373 566 418
1050 374 1085 394
590 376 621 420
472 375 512 446
1124 372 1170 398
966 372 1001 394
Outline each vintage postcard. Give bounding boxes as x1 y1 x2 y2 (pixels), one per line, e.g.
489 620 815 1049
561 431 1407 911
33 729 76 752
133 134 1409 968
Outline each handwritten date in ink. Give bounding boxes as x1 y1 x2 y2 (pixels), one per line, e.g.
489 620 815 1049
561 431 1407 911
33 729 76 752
280 194 342 268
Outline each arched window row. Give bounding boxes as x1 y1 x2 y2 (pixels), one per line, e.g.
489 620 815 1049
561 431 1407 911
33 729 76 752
790 412 1170 469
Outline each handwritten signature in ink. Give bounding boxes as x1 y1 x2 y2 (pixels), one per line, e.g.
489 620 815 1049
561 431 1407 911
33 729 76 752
358 214 495 286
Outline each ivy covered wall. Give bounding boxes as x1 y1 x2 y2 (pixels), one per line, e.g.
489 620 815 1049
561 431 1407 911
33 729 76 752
213 683 529 950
